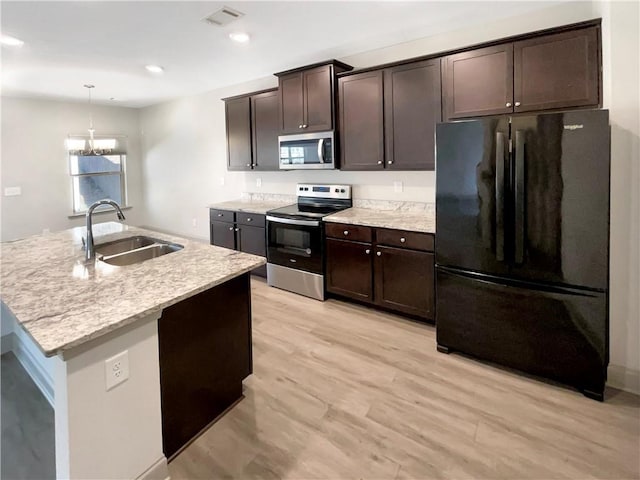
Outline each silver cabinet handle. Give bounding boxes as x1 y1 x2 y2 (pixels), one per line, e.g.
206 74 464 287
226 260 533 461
515 101 521 107
234 228 239 232
343 230 349 235
388 160 393 164
377 160 383 165
298 124 303 129
246 218 252 222
228 226 233 231
376 251 382 256
302 124 308 128
365 249 371 254
506 102 512 107
217 213 223 217
246 163 251 167
400 237 406 243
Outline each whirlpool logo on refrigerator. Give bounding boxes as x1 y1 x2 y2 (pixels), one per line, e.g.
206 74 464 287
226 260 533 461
564 124 584 130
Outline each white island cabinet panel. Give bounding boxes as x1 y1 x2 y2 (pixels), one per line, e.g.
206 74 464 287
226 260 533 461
53 313 167 480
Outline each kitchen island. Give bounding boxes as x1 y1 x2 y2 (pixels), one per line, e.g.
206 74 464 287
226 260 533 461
0 222 265 480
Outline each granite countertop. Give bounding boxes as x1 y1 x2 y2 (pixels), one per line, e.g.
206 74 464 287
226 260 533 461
324 203 436 234
0 222 265 357
208 199 292 215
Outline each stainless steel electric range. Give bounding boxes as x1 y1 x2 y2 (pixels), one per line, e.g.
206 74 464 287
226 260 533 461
265 184 352 300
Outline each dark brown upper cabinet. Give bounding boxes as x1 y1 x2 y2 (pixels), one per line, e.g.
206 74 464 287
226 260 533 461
225 96 252 171
513 27 600 113
338 70 385 170
384 59 442 170
339 60 441 171
224 88 279 171
276 60 352 134
444 44 514 120
251 90 279 171
444 24 600 119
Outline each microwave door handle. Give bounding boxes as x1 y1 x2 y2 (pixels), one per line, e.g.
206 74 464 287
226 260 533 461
317 139 325 163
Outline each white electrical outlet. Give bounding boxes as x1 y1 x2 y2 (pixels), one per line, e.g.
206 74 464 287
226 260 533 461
393 181 403 193
192 218 198 228
4 186 21 196
105 350 129 391
219 177 225 186
256 178 262 188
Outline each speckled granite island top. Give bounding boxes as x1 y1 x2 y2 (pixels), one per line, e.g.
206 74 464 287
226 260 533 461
0 222 265 357
323 204 436 234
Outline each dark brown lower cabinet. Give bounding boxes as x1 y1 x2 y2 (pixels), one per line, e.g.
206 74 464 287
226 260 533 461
326 225 435 321
158 273 252 459
374 245 434 318
326 238 373 301
210 220 236 250
210 209 267 278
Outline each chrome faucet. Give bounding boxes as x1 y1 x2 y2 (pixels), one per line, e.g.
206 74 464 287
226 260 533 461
85 199 126 261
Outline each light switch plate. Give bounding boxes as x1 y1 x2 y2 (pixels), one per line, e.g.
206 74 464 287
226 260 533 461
105 350 129 391
4 186 22 196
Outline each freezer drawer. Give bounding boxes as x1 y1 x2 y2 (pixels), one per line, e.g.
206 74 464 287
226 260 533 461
436 268 608 398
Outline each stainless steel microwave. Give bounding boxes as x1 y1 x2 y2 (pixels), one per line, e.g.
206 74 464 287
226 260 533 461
278 131 335 170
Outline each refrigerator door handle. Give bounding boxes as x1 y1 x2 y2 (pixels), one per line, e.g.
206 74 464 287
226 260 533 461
514 130 525 264
495 131 506 262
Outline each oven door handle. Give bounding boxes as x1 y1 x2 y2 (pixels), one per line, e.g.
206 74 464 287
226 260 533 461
266 216 321 227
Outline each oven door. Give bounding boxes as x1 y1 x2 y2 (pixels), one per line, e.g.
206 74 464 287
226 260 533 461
266 216 323 274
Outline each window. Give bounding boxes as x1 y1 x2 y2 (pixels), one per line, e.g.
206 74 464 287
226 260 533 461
68 136 128 214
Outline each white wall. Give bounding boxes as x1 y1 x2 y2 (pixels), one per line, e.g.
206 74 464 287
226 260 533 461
0 96 144 242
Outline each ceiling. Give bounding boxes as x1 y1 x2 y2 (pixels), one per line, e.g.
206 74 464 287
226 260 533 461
2 1 564 108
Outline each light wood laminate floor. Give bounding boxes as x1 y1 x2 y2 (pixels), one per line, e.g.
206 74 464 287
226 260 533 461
169 278 640 480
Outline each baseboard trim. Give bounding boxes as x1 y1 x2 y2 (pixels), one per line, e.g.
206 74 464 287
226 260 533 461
13 332 55 407
608 364 640 395
1 332 15 355
136 456 170 480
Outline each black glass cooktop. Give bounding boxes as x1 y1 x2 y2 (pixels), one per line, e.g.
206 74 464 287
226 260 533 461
267 202 350 219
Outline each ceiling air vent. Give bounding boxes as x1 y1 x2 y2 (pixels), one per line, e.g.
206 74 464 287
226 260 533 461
203 6 244 26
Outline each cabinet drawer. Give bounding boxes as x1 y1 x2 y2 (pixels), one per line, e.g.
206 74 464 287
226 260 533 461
325 223 372 242
210 209 235 223
236 212 266 228
376 228 434 251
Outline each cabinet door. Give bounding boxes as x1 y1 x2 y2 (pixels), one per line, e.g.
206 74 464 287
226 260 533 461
237 224 267 277
251 90 280 171
326 238 373 302
444 44 514 119
374 246 434 319
384 60 441 170
279 72 304 133
210 220 236 250
225 96 253 171
303 65 333 132
338 71 385 170
514 27 600 112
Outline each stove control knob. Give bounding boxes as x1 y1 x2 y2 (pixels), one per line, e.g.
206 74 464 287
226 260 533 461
340 189 345 193
335 188 339 193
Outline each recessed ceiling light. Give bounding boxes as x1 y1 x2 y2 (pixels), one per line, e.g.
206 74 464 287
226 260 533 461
145 65 164 74
229 32 250 43
1 34 25 47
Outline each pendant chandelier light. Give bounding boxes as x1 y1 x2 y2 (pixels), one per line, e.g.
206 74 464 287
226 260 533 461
66 84 116 155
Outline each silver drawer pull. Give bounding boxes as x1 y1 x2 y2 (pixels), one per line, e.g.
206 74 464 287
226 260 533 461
228 227 233 231
365 249 371 254
515 101 521 107
376 251 382 256
290 259 297 263
506 102 512 107
247 218 252 222
343 230 349 235
217 213 223 217
234 228 239 232
400 237 406 243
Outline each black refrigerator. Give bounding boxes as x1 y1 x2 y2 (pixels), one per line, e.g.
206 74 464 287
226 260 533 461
435 109 610 400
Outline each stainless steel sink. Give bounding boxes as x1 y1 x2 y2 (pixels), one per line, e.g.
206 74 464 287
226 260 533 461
95 236 157 257
95 236 183 266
